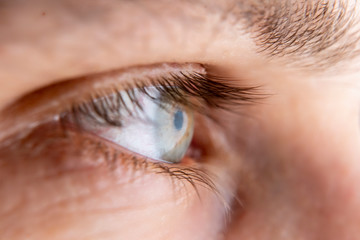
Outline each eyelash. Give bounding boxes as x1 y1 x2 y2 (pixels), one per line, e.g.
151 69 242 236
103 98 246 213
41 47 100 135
80 135 218 196
61 69 259 195
68 71 260 126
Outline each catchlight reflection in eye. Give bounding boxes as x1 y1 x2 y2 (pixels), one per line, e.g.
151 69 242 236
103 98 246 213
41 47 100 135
73 87 194 163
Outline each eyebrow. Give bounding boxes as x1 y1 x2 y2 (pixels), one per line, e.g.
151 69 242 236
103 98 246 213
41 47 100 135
227 0 360 68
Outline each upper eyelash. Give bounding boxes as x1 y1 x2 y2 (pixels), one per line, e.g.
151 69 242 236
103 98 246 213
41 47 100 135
157 72 261 108
69 71 262 127
138 71 262 110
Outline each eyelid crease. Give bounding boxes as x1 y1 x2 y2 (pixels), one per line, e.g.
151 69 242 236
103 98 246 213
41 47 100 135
0 63 201 140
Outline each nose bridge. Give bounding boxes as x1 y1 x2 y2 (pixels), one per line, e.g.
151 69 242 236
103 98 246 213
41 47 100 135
224 135 360 240
223 89 360 239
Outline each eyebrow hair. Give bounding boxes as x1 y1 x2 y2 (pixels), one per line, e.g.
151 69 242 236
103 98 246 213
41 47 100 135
229 0 360 68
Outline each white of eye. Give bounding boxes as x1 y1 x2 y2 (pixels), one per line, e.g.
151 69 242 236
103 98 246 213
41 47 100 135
77 87 194 163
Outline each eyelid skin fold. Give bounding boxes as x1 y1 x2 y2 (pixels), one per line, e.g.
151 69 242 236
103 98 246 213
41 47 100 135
0 62 261 141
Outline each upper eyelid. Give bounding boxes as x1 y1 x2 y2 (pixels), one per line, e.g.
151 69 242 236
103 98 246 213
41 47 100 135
0 61 264 142
0 63 204 140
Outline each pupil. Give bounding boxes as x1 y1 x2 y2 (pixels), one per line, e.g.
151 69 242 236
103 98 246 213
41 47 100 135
173 110 184 131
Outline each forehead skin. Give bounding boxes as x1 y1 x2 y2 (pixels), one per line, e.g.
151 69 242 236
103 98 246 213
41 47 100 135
0 0 359 107
1 0 358 64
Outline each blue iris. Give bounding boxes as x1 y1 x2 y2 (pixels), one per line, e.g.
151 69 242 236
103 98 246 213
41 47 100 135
174 110 184 131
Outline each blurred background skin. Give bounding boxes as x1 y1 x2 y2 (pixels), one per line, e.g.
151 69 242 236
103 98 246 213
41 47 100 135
0 0 360 239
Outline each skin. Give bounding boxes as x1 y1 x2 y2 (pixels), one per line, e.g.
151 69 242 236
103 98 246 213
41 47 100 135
0 0 360 239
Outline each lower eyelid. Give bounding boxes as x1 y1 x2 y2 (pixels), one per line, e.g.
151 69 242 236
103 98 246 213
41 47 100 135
0 111 233 238
1 118 219 197
0 139 198 218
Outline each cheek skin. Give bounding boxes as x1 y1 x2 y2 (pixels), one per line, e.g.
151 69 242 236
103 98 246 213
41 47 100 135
0 123 227 240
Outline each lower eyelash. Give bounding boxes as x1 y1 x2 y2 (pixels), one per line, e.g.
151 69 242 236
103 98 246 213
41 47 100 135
81 131 219 197
153 164 218 194
1 118 220 205
118 148 218 193
58 115 219 197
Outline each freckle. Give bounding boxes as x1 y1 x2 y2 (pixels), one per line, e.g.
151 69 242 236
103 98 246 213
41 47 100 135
41 11 46 16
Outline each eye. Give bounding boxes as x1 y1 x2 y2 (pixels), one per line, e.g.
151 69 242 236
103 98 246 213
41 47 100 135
2 62 259 175
68 86 194 163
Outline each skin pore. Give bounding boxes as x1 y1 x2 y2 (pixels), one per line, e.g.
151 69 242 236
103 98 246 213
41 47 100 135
0 0 360 239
